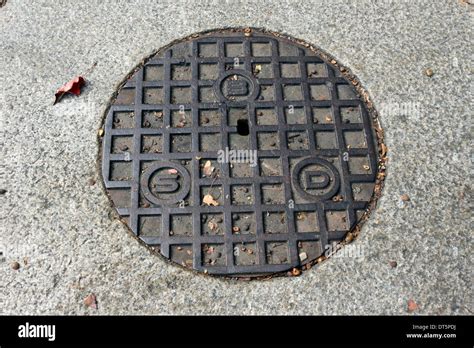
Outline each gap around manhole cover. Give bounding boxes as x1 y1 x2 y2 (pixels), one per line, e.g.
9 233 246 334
98 28 387 279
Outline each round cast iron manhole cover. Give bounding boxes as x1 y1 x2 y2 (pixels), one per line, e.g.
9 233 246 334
99 28 386 278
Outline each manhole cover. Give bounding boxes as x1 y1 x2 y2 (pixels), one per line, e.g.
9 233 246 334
99 28 386 278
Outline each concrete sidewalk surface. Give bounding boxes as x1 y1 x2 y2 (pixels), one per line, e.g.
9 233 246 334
0 0 472 315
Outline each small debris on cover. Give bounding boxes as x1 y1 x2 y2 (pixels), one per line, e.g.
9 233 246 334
203 194 219 206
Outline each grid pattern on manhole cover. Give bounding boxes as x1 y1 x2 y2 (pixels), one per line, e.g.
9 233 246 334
100 29 381 277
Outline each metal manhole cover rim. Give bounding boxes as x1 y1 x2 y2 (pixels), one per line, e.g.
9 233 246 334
96 27 387 280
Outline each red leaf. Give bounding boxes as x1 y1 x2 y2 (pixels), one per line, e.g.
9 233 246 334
407 299 418 313
84 293 98 309
54 76 85 105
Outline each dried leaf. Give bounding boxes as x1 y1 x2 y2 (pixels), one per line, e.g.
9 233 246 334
203 160 214 177
54 76 85 105
208 221 218 231
168 169 178 174
84 293 98 309
407 299 418 313
203 194 219 206
400 193 410 202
